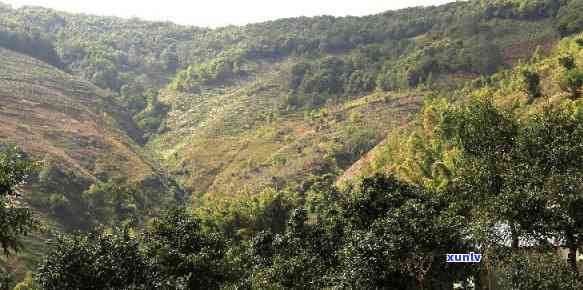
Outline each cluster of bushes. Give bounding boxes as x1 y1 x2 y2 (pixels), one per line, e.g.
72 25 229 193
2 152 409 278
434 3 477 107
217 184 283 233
26 160 167 230
378 38 505 90
29 176 472 289
169 51 250 93
559 55 583 99
132 93 170 140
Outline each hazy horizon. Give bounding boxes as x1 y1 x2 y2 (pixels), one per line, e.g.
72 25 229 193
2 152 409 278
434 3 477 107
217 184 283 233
1 0 457 28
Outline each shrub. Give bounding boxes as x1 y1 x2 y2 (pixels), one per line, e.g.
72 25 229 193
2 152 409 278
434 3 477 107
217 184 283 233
496 253 583 290
560 68 583 99
521 69 542 103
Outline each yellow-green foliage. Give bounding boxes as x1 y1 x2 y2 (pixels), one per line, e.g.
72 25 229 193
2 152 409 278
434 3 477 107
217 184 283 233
194 188 301 239
353 32 583 189
13 272 37 290
360 100 461 191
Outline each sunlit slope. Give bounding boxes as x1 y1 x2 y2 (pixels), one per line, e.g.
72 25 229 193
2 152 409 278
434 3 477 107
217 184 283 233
148 66 424 197
0 47 159 187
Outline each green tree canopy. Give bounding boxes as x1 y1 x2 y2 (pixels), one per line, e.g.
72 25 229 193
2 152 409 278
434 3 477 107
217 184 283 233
0 146 36 254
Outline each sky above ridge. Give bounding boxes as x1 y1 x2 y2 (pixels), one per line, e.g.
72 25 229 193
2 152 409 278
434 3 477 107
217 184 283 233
2 0 456 28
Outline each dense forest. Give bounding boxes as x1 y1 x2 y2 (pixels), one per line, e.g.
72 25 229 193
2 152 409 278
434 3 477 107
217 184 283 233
2 0 583 288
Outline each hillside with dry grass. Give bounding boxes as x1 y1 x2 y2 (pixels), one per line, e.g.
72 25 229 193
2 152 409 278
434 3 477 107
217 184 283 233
0 47 176 229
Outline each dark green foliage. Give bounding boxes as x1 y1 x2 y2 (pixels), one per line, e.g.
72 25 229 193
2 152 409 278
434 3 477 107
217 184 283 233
37 230 156 290
483 0 561 20
285 32 506 108
82 181 139 227
558 55 583 100
0 271 12 290
435 97 542 252
517 106 583 272
0 146 36 254
133 93 170 140
160 43 179 73
38 208 231 289
144 207 231 289
496 253 583 289
342 174 419 229
336 175 472 289
0 28 62 68
560 68 583 99
195 189 298 240
289 62 311 93
285 53 379 107
377 38 505 91
338 203 469 289
556 0 583 36
298 56 351 97
521 69 542 103
242 208 341 288
236 175 473 289
559 55 576 70
333 126 379 168
170 51 249 92
443 97 518 158
32 162 161 230
31 162 92 229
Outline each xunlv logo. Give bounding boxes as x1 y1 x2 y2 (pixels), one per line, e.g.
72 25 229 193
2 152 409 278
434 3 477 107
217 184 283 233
446 252 482 263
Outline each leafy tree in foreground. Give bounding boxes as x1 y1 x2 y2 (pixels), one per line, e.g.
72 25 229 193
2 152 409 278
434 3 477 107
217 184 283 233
0 146 36 254
336 174 473 289
242 208 341 289
436 97 532 249
37 207 232 289
518 105 583 274
37 230 156 290
144 207 231 289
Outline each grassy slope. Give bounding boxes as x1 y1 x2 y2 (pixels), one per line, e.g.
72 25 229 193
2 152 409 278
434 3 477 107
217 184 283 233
147 59 426 198
0 47 157 183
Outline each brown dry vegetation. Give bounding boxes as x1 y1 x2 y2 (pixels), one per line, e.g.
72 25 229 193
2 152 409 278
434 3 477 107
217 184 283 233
0 47 158 186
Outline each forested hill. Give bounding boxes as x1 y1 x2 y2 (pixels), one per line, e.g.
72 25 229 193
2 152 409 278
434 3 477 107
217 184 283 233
1 0 583 286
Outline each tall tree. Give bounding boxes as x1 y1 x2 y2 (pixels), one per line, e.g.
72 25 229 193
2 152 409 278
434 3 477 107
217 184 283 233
518 105 583 274
436 97 529 249
337 174 472 289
